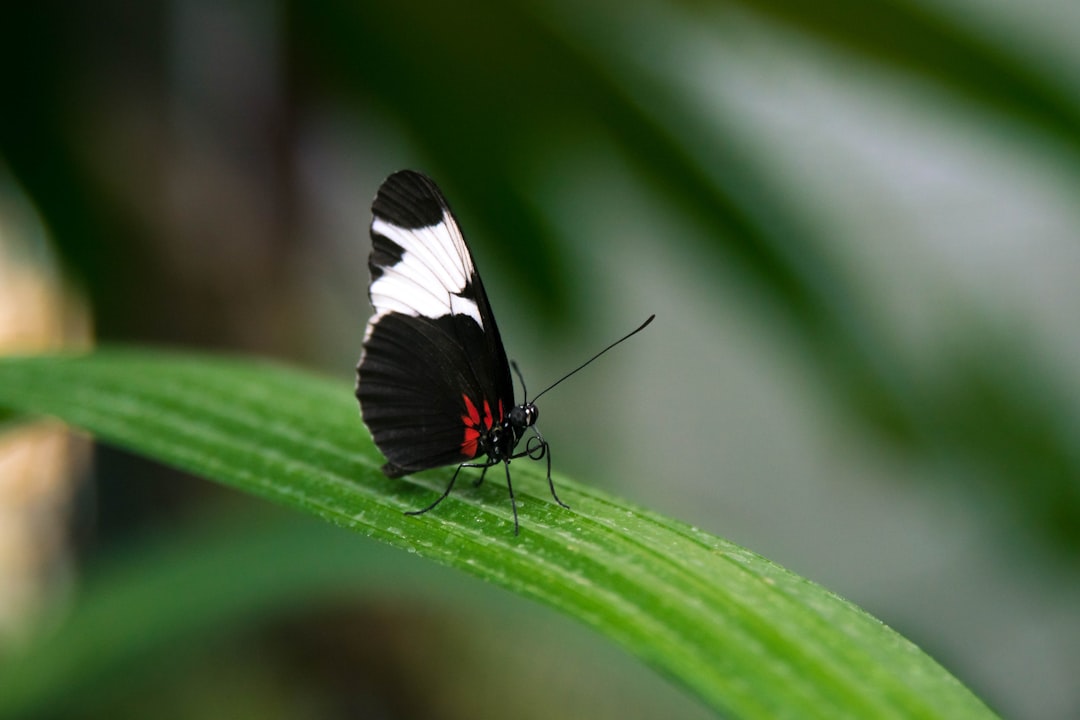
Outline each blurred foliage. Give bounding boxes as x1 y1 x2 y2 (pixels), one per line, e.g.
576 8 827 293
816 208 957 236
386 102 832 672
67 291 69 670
0 0 1077 717
2 0 1076 554
303 0 1080 558
731 0 1080 154
0 506 715 720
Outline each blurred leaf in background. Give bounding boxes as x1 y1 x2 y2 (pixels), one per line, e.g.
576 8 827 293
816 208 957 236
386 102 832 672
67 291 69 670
1 0 1079 718
0 166 91 650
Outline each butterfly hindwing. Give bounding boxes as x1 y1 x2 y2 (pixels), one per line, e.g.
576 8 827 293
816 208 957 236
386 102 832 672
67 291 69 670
357 170 515 476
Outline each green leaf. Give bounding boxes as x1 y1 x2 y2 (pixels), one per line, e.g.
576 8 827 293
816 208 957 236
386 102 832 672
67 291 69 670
0 349 995 719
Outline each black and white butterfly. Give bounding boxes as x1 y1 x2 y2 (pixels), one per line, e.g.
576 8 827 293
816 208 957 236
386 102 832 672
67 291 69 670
356 170 652 534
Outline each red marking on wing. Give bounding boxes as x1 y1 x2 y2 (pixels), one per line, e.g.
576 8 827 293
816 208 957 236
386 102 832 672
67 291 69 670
460 394 504 459
461 394 483 458
462 394 480 426
461 427 480 458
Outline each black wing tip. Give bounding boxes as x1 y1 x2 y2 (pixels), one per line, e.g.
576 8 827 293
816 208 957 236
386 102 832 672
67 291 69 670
381 461 410 478
386 168 432 185
372 169 448 229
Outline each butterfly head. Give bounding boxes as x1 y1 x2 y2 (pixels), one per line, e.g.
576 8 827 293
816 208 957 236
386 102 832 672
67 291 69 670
508 402 538 431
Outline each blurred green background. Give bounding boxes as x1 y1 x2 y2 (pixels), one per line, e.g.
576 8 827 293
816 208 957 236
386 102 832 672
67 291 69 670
1 1 1078 718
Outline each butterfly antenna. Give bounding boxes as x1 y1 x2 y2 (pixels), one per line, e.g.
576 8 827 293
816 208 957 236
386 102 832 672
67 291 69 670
531 314 655 402
511 360 529 399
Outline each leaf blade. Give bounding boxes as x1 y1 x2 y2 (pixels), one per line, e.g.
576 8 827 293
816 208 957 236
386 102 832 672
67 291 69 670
0 350 996 719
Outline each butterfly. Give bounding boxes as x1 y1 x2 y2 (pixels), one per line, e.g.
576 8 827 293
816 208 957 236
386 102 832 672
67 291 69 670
356 170 652 534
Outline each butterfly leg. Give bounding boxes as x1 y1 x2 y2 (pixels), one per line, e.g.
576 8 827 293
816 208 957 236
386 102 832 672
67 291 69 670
543 442 570 510
502 460 520 536
472 463 490 488
405 462 473 517
406 459 500 518
522 433 569 510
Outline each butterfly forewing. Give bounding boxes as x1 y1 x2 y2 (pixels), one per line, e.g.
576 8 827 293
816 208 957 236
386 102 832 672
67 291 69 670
357 170 515 476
